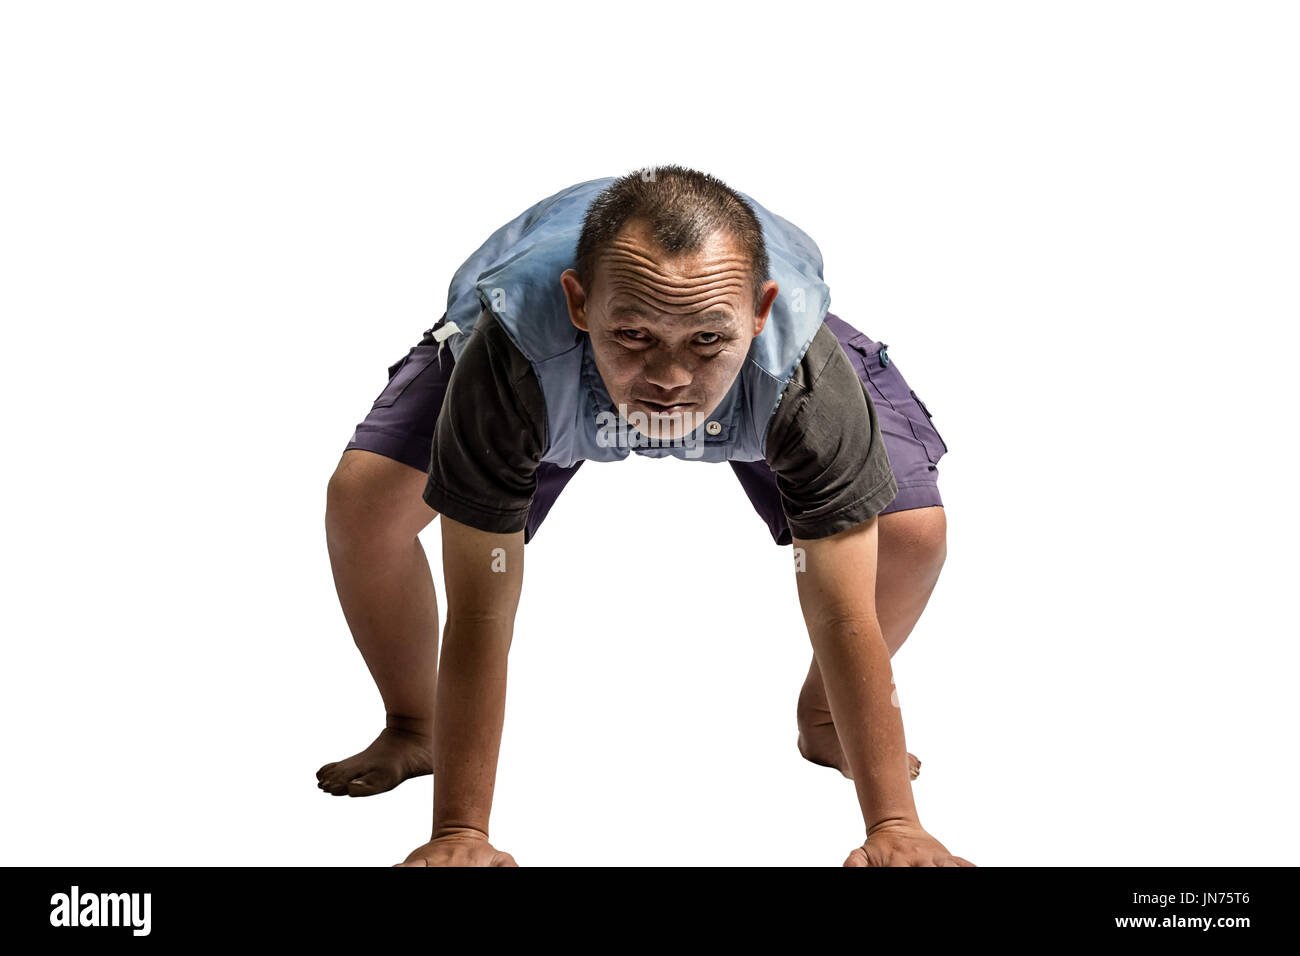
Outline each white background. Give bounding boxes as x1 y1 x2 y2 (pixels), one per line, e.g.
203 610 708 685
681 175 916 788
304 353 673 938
2 1 1297 866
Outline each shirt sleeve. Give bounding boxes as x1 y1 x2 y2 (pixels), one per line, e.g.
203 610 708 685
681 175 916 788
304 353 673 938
422 309 548 533
763 323 899 540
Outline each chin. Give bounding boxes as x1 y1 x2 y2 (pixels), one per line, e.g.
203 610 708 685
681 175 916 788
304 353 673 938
637 424 684 441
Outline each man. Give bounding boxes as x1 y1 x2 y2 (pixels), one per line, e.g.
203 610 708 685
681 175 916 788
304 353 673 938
323 166 971 867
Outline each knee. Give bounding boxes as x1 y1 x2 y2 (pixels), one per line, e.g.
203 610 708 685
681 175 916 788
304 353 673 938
919 509 947 574
325 452 432 553
325 459 370 550
886 506 947 581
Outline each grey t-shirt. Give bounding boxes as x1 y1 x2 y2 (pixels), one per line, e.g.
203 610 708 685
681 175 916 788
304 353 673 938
422 311 898 540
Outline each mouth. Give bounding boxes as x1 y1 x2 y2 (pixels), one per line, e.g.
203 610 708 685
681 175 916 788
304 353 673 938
636 399 697 415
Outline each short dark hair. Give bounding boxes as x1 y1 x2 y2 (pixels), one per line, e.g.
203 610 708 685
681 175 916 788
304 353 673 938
574 165 770 311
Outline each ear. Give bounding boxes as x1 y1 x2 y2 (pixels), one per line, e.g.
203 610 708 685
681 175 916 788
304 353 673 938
751 280 779 337
561 269 589 332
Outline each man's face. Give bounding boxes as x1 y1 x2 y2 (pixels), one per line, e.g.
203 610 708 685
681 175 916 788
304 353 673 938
560 218 779 441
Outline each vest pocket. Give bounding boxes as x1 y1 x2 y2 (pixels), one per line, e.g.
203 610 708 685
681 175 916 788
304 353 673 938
372 345 440 409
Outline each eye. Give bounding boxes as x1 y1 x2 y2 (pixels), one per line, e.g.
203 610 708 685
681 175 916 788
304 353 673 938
616 329 648 342
695 332 722 346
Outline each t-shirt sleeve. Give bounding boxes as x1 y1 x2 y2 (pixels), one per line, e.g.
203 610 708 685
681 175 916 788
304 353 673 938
763 323 899 540
422 309 548 534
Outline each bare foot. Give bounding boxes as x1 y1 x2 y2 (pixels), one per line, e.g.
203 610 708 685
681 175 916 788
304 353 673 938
317 724 432 796
797 724 921 781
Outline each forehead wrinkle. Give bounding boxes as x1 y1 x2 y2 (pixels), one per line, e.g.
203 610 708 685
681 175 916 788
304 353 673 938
601 240 750 283
604 239 749 268
602 256 749 295
605 275 746 312
606 286 745 321
602 255 750 285
596 234 753 318
603 265 747 303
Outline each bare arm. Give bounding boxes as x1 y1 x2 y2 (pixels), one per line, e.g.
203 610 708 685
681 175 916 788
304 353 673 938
793 518 974 866
397 515 524 866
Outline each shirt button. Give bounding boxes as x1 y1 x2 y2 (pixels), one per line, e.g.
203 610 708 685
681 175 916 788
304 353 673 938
879 345 891 368
705 420 722 436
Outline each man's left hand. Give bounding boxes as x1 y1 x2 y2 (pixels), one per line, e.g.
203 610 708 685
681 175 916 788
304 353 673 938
843 819 976 867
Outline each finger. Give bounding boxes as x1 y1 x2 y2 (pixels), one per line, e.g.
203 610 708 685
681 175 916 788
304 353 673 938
393 859 428 867
952 856 977 867
493 851 519 867
843 847 869 867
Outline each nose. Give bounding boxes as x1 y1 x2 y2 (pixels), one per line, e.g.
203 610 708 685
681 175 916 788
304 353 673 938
641 350 693 392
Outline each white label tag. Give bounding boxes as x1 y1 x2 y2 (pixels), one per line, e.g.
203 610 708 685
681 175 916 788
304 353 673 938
431 321 461 343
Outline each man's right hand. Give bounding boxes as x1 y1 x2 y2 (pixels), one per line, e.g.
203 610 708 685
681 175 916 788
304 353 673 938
394 828 518 867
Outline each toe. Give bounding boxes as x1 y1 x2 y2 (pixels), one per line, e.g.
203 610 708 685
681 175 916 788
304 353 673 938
346 770 396 797
316 762 338 780
318 773 353 795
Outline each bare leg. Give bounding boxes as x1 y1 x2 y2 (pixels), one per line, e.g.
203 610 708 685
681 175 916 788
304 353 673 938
318 449 441 796
796 505 947 779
